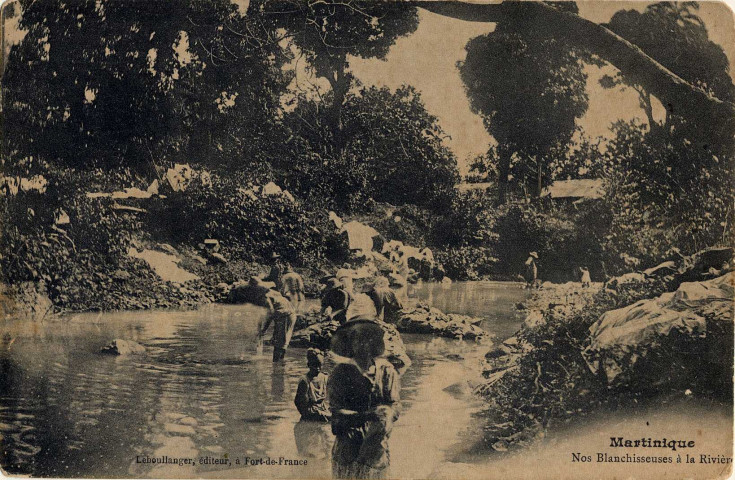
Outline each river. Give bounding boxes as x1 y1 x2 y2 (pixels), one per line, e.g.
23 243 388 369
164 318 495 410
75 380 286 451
0 281 529 478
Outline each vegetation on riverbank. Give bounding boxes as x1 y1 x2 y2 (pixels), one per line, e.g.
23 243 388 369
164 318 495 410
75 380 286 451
1 1 733 464
476 256 734 451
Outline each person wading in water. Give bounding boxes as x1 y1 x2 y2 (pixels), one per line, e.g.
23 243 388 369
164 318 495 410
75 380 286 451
524 251 539 289
328 318 401 479
281 264 305 314
321 278 351 325
294 348 330 422
253 277 298 362
366 276 403 324
264 252 284 292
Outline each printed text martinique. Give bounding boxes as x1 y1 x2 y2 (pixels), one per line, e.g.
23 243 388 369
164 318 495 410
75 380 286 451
610 437 695 451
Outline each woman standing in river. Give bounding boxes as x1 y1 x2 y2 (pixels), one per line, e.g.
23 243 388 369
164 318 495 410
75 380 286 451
328 318 401 479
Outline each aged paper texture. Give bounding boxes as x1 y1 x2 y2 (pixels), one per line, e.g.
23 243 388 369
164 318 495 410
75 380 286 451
1 0 733 479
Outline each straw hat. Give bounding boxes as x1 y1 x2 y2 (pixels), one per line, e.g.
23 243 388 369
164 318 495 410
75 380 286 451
529 252 539 259
270 252 281 259
330 317 385 359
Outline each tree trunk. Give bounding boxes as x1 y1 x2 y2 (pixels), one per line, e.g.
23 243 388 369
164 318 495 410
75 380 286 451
325 55 351 152
497 147 511 204
536 156 543 198
413 0 735 136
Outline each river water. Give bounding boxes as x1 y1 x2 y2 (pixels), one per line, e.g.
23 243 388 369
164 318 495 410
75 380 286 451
0 281 528 478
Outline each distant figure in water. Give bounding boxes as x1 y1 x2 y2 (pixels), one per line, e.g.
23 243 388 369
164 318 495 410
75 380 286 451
281 264 305 313
524 252 539 289
264 252 284 292
579 267 591 288
367 276 403 324
294 349 331 422
328 319 401 479
321 278 352 325
253 277 297 362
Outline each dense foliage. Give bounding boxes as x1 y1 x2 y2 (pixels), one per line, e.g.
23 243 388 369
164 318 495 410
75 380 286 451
458 2 591 201
2 0 291 174
285 86 459 213
265 0 419 147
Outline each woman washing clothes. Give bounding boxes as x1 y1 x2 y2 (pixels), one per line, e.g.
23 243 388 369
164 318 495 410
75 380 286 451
327 317 401 479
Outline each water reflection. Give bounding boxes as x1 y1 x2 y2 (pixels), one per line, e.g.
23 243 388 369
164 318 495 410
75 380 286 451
0 282 527 477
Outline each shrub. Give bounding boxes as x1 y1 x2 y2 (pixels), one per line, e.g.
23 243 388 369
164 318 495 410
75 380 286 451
146 171 331 269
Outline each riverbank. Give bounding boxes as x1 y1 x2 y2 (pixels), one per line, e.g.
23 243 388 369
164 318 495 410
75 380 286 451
473 252 734 453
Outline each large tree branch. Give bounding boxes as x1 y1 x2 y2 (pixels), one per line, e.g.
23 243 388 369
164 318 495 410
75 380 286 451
410 1 735 131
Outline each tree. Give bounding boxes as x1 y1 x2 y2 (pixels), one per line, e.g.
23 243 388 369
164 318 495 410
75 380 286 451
417 0 735 132
603 2 735 150
265 0 418 150
2 0 290 173
285 85 459 213
458 2 589 202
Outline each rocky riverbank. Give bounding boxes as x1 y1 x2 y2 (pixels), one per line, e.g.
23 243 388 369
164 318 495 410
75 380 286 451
474 246 734 451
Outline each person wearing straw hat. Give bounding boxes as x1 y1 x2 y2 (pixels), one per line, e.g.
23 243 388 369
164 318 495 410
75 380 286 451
252 277 297 362
524 251 539 289
263 252 284 291
327 318 401 479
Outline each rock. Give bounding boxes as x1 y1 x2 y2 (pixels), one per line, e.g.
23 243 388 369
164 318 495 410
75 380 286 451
604 272 647 290
225 281 262 304
100 339 146 355
128 248 199 284
208 252 227 264
0 282 53 320
192 254 208 265
261 182 283 196
523 310 545 328
642 261 677 277
290 319 341 351
394 304 490 342
158 243 178 255
583 272 734 386
341 221 381 253
676 246 733 283
112 269 131 281
290 320 412 373
203 239 221 252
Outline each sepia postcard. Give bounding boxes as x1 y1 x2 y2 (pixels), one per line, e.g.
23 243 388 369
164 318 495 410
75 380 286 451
0 0 733 479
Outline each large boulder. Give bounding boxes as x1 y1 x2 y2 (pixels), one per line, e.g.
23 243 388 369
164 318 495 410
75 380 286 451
0 282 53 320
583 272 734 387
225 281 263 304
394 304 489 342
290 319 412 372
675 246 733 283
100 339 146 355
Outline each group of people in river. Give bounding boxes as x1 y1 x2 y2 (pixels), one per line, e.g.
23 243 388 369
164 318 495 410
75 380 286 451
249 253 407 479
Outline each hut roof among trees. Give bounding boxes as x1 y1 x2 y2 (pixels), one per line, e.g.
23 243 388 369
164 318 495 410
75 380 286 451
543 179 603 199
